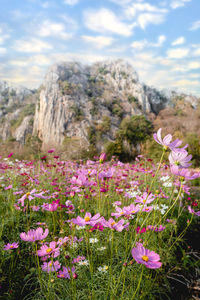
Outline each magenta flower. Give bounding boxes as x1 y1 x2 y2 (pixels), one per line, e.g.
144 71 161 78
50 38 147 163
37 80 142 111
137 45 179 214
72 256 86 264
57 237 69 246
170 165 200 181
48 149 55 153
37 241 60 257
169 150 192 168
102 218 129 232
111 206 125 218
71 212 101 227
57 266 76 279
3 242 19 250
111 204 140 218
8 152 14 158
20 227 49 242
99 152 106 163
41 261 61 273
42 202 58 212
153 128 183 151
135 192 155 205
188 206 200 217
132 243 162 269
18 189 47 207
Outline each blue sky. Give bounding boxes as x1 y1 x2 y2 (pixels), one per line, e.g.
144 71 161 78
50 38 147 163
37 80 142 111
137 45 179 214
0 0 200 95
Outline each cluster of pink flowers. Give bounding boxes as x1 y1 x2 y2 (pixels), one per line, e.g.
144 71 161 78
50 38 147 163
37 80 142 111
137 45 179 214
154 128 200 181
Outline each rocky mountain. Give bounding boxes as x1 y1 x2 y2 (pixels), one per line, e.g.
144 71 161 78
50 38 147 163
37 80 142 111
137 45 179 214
0 81 36 144
33 59 171 149
0 59 199 157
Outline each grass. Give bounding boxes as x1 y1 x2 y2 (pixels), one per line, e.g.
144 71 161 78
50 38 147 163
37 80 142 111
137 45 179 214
0 138 199 300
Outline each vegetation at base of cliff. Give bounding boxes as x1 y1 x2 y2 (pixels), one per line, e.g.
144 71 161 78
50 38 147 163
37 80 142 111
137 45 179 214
10 103 36 130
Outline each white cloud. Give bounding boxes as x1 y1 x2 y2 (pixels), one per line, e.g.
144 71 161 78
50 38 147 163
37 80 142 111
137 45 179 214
170 0 191 9
63 0 79 5
0 47 6 54
126 2 167 17
193 48 200 56
187 61 200 70
131 40 147 50
173 79 199 87
167 47 190 59
83 8 132 36
13 38 52 53
171 36 185 46
109 0 132 5
189 20 200 31
131 35 166 50
37 20 72 40
125 2 168 29
155 35 166 46
137 13 166 29
0 26 10 45
82 35 114 49
9 55 51 67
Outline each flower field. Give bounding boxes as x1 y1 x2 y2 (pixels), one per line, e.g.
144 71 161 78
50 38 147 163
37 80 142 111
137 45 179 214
0 129 200 300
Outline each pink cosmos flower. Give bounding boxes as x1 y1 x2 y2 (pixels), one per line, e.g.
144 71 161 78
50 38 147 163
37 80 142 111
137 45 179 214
48 149 55 153
8 152 14 158
169 150 192 168
3 242 19 250
37 241 60 257
89 222 104 232
72 256 86 264
142 206 153 213
42 202 58 212
99 152 106 163
188 206 200 217
132 243 162 269
18 189 47 207
170 165 200 181
57 266 76 279
153 128 183 151
71 212 101 227
101 218 129 232
41 261 61 273
111 204 140 218
57 237 69 246
98 168 115 180
147 225 165 232
20 227 49 242
4 185 12 190
135 192 155 205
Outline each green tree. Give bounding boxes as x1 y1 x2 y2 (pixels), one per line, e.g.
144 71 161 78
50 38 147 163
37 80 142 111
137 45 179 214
119 115 153 145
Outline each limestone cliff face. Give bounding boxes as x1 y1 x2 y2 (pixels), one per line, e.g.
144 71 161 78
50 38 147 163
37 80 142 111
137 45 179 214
0 81 35 143
33 59 169 148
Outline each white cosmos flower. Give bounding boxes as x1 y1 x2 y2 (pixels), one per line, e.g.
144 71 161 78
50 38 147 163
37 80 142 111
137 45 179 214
89 238 98 244
98 265 108 272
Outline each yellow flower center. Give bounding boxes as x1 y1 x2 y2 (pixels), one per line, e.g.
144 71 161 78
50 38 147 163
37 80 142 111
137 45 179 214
142 255 149 262
10 245 14 248
49 263 52 267
131 210 135 213
120 212 124 215
46 248 52 253
111 222 115 226
26 192 30 197
60 274 64 277
84 217 90 222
